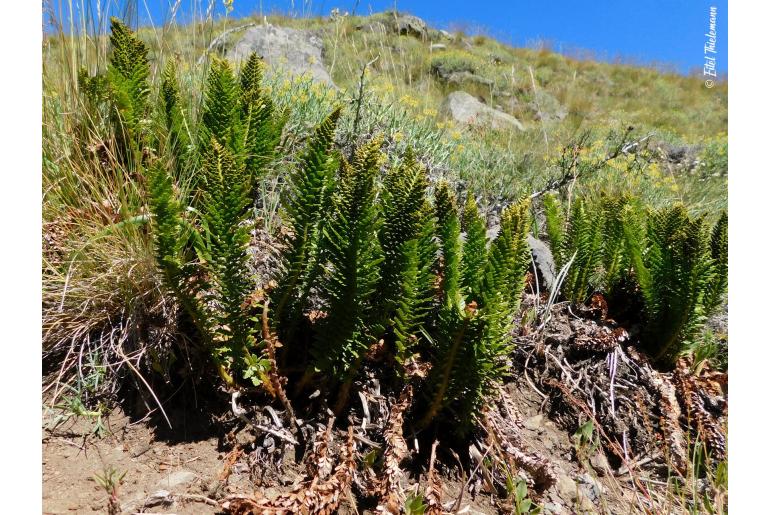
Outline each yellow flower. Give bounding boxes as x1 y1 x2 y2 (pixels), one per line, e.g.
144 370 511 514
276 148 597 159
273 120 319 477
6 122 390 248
456 144 465 152
393 131 404 143
422 107 437 117
436 122 446 129
450 130 462 141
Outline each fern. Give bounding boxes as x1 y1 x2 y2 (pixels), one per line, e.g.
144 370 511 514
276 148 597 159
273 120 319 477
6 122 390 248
542 195 603 304
160 60 190 166
542 193 565 268
435 181 463 310
198 138 255 368
703 211 728 313
600 193 634 290
106 17 150 159
272 108 341 338
423 200 531 434
460 194 488 301
312 138 384 381
626 205 716 366
199 58 241 156
378 149 430 316
481 201 532 312
238 53 286 183
563 199 603 303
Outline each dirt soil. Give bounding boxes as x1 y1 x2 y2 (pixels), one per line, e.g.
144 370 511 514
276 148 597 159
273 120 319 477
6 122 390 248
43 378 640 514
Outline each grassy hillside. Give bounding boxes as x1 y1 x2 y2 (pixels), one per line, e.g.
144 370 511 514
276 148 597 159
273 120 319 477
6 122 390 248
44 11 727 210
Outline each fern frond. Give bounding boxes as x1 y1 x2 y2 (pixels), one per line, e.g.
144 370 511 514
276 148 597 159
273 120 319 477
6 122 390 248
460 194 488 301
313 138 384 380
562 198 603 303
239 53 286 182
272 108 341 336
106 18 150 160
632 205 714 365
542 193 565 268
199 138 255 367
703 211 728 314
481 200 532 312
160 60 190 166
378 148 430 312
435 181 462 310
200 58 241 155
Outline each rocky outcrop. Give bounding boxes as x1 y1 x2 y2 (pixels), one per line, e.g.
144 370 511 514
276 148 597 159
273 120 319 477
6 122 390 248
227 25 334 86
441 91 525 131
357 11 428 39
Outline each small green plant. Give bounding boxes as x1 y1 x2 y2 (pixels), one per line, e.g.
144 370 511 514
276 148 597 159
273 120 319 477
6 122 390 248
572 419 600 467
404 492 428 515
422 195 531 434
542 194 603 303
94 466 127 515
506 476 542 514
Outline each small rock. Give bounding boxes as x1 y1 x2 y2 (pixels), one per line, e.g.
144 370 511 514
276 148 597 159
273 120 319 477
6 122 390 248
577 473 605 501
589 453 612 476
430 43 447 51
556 473 578 499
524 414 544 431
393 12 428 38
439 29 454 40
543 501 565 514
441 91 525 131
157 469 197 490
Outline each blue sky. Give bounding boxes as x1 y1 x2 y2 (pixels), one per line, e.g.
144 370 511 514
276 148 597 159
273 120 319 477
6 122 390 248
48 0 728 76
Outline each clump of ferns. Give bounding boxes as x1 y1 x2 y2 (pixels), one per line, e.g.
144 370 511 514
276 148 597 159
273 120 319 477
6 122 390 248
542 192 728 367
135 21 286 385
625 206 727 367
419 183 532 436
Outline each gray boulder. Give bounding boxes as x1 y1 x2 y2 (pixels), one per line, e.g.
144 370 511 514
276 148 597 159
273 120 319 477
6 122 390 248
441 91 525 131
395 13 428 37
362 11 428 38
227 25 334 86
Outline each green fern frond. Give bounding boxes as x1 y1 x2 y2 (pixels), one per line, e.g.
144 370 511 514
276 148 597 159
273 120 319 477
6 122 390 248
200 58 241 155
481 200 532 312
106 18 150 160
600 193 634 289
378 148 430 315
160 60 190 166
542 193 565 268
703 211 728 314
630 204 715 366
313 138 384 380
561 198 603 303
461 194 488 301
272 108 341 336
239 53 286 182
435 181 463 310
199 138 255 366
